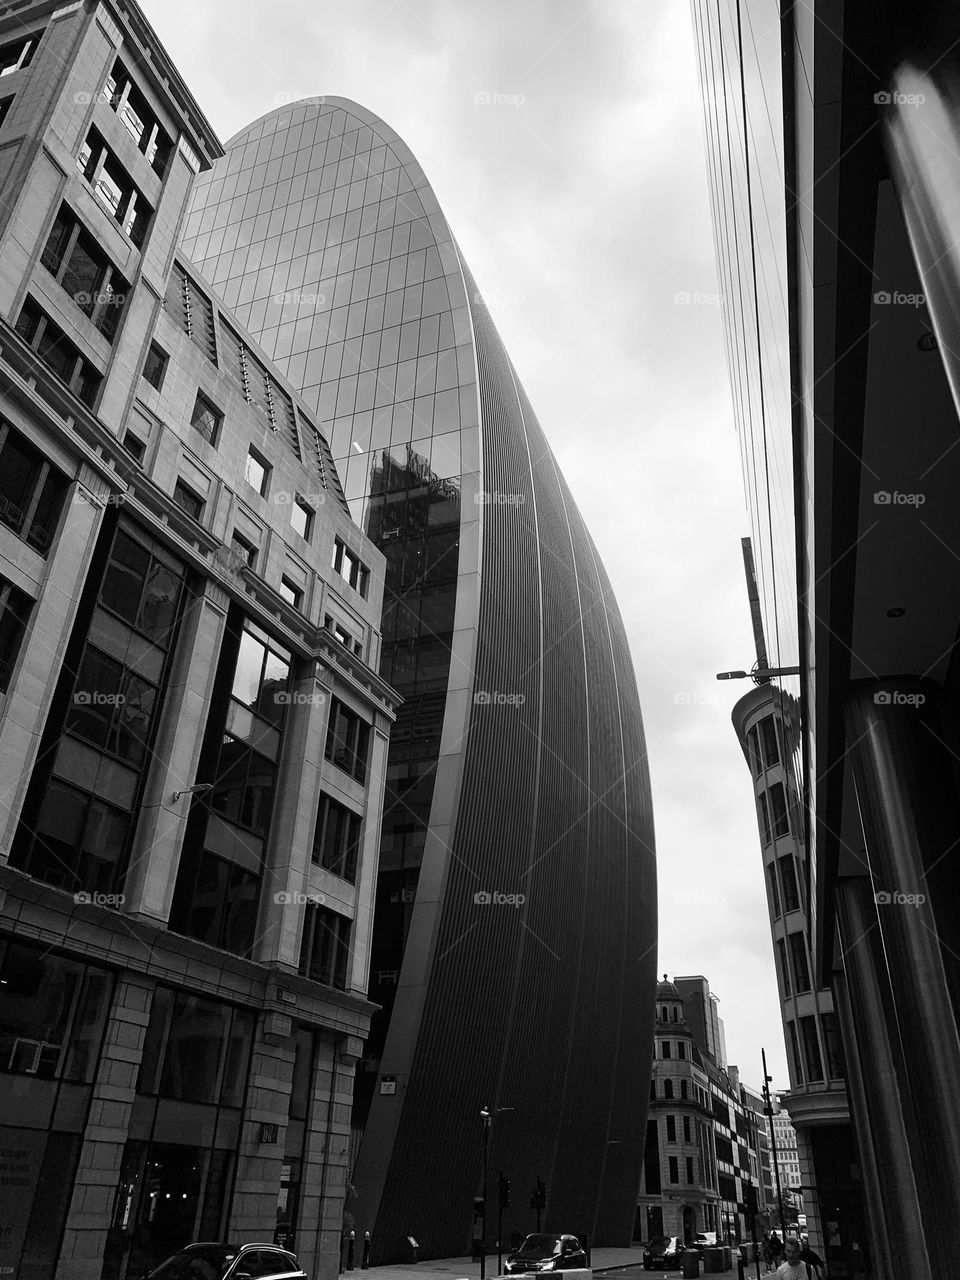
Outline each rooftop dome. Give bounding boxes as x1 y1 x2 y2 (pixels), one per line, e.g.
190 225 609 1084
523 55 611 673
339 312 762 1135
657 973 681 1000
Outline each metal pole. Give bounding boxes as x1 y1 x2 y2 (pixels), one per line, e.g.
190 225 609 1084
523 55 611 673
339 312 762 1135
480 1109 490 1280
761 1050 786 1240
498 1170 504 1277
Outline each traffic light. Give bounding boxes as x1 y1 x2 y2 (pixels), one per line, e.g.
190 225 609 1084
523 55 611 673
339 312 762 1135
745 1184 758 1216
498 1174 511 1209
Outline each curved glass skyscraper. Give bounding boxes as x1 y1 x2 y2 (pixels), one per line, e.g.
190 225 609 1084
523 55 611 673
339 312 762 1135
182 97 656 1259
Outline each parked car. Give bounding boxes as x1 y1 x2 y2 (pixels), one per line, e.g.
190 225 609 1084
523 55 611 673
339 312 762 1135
642 1236 683 1270
145 1243 306 1280
503 1233 587 1273
694 1232 718 1257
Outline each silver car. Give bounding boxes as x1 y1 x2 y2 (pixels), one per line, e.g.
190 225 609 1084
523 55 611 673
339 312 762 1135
145 1242 306 1280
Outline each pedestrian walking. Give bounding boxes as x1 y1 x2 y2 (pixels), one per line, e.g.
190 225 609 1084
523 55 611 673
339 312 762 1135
799 1241 825 1280
775 1237 807 1280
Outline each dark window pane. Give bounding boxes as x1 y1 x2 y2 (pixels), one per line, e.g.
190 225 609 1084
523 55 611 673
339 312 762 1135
41 208 72 275
61 239 102 315
100 530 148 624
159 992 229 1104
27 466 67 553
0 431 41 535
139 560 182 645
173 480 204 521
66 648 124 750
0 580 31 691
190 393 221 444
0 945 83 1078
142 342 167 389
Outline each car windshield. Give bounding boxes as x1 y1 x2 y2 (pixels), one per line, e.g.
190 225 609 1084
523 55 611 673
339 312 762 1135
517 1236 562 1257
148 1246 235 1280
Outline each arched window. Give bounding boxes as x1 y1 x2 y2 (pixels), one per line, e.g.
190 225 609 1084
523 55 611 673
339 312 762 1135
664 1079 674 1099
671 1007 678 1022
680 1080 688 1100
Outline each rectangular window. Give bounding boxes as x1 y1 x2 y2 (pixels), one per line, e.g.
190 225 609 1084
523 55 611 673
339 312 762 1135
291 496 313 541
661 1040 671 1059
173 479 205 522
776 937 792 998
324 614 362 656
190 392 222 445
677 1041 686 1060
312 795 362 883
103 58 173 177
666 1115 676 1142
668 1156 679 1184
757 791 771 846
332 536 370 598
759 717 780 767
76 127 152 246
0 938 112 1083
0 577 32 692
15 298 102 408
767 863 782 918
683 1116 691 1142
686 1156 694 1184
324 697 370 783
244 447 270 496
164 262 217 362
231 531 258 569
0 33 38 77
122 432 146 463
142 342 168 389
0 96 12 129
800 1016 824 1082
789 932 811 993
746 725 763 778
299 903 352 990
768 782 790 838
279 576 304 611
138 986 254 1106
0 419 69 553
822 1011 846 1079
787 1020 804 1084
41 205 129 342
779 855 801 913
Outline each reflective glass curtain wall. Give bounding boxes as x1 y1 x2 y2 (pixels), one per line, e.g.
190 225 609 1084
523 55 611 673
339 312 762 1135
182 97 656 1257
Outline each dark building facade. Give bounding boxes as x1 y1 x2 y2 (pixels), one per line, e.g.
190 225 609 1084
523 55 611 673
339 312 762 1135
181 97 658 1260
0 5 397 1280
694 1 960 1277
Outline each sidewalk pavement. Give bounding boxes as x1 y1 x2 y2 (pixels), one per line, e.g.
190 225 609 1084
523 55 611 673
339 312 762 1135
338 1244 745 1280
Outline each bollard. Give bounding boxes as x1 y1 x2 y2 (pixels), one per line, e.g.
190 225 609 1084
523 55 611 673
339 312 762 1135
362 1231 371 1269
346 1231 355 1270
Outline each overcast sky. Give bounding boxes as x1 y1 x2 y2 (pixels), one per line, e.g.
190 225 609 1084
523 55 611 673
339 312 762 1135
144 0 787 1085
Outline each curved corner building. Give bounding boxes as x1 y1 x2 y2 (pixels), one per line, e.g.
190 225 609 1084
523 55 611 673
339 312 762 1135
181 98 656 1260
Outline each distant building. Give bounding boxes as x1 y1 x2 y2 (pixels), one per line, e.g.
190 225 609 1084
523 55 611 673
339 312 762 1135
639 977 762 1245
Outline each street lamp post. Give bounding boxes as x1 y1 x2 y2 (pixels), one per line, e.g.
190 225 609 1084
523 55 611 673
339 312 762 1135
480 1107 491 1280
761 1050 787 1240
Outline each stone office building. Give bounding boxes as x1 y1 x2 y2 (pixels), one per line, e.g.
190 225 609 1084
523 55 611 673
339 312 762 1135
0 3 395 1279
638 978 762 1246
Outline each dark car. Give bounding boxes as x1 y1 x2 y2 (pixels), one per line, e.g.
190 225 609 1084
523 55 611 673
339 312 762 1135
642 1236 683 1271
503 1233 588 1273
144 1242 306 1280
